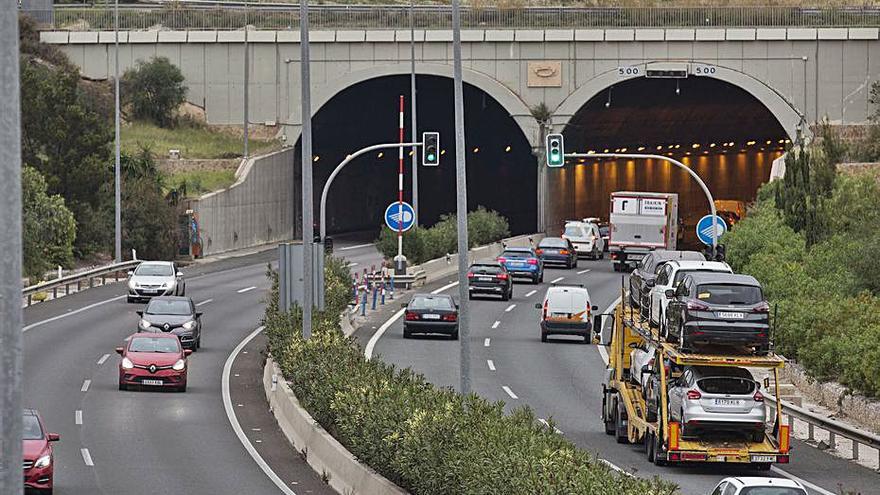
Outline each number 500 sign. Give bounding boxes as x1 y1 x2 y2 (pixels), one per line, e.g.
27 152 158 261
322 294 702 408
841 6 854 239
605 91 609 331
692 64 717 76
617 66 640 77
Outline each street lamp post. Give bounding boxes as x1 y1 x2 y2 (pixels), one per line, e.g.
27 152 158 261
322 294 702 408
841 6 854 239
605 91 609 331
409 0 418 225
114 0 121 263
300 0 314 339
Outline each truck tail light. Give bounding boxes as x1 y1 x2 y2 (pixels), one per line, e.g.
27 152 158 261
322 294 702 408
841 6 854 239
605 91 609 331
779 424 790 453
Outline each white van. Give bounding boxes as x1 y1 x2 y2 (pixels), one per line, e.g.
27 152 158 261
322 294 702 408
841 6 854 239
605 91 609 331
562 221 605 260
535 285 598 343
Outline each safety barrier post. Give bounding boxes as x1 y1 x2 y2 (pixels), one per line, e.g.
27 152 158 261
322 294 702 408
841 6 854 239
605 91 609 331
360 287 367 316
371 284 378 310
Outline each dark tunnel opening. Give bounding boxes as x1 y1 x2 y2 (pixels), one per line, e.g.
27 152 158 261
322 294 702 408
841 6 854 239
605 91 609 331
554 76 789 248
293 75 536 239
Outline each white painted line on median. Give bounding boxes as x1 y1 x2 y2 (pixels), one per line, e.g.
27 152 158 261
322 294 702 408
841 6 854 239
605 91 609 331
365 281 459 359
81 380 91 392
237 286 257 293
771 467 835 495
346 262 359 268
484 338 490 347
525 289 537 297
339 243 373 251
598 458 631 477
538 418 563 435
223 326 299 495
195 298 213 307
75 410 82 425
23 295 126 333
550 276 565 284
81 448 94 466
491 320 500 329
505 304 516 312
577 268 592 275
487 360 496 371
502 385 518 399
96 353 110 366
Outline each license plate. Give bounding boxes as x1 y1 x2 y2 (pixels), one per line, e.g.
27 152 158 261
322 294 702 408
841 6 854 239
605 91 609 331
714 399 743 406
478 277 492 282
750 455 775 463
717 312 745 319
143 290 157 295
511 262 525 268
141 379 163 386
422 314 441 320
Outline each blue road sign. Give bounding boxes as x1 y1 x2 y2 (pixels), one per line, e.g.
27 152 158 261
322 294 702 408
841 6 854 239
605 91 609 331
696 214 728 246
384 201 415 232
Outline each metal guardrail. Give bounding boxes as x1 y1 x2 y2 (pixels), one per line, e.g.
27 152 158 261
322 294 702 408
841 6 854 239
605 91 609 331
38 5 880 31
22 260 140 307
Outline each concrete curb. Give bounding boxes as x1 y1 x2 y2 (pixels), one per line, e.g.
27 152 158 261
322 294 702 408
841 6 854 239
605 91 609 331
264 357 408 495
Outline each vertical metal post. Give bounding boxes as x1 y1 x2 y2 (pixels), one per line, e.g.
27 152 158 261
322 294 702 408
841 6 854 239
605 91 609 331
114 0 121 262
0 5 23 494
243 0 250 158
451 0 471 395
397 96 405 273
300 0 313 339
409 0 418 224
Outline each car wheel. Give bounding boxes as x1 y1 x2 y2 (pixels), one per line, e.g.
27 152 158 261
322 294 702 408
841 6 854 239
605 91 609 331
118 382 126 391
572 259 578 269
501 290 509 302
178 383 187 393
539 272 544 283
126 296 135 304
468 293 473 300
652 427 667 466
613 263 620 272
678 325 690 352
197 335 202 349
40 488 53 495
403 328 411 339
541 332 548 343
451 329 459 340
582 333 590 344
599 250 605 260
615 399 629 444
646 430 655 461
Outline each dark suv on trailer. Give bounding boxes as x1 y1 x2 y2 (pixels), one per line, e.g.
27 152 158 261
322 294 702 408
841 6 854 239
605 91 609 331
467 261 513 301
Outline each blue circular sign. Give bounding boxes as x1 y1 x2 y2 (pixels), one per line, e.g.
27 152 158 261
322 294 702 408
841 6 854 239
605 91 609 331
384 202 415 232
696 214 728 246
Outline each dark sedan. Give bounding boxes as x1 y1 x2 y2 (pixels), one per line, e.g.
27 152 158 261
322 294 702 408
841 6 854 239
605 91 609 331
136 296 203 350
664 272 770 354
629 250 705 312
536 237 578 269
402 294 459 339
467 261 513 301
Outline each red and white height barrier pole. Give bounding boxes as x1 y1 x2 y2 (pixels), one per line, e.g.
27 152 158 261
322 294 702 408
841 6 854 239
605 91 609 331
396 95 405 273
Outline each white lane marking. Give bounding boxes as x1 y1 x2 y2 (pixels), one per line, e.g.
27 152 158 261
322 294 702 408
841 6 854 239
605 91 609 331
365 281 459 359
195 298 213 307
23 295 126 333
771 467 835 495
550 276 565 284
223 326 299 495
96 353 110 366
538 418 563 435
237 286 257 293
525 290 537 297
81 448 94 466
81 380 91 392
487 360 496 371
346 262 359 268
491 320 500 329
505 304 516 312
75 410 83 425
577 268 592 275
502 385 518 399
484 338 490 347
339 243 373 251
598 458 632 477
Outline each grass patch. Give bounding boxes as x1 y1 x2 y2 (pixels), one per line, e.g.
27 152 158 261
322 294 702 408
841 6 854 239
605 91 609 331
164 169 237 196
122 120 278 160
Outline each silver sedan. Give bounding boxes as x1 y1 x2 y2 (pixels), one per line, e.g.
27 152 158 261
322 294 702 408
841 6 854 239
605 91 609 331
127 261 186 303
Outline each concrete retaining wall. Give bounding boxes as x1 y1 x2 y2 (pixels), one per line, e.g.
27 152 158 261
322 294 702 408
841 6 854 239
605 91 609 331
264 357 407 495
417 233 545 284
191 148 298 256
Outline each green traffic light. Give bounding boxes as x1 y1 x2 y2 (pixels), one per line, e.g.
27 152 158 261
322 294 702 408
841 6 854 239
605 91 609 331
427 154 436 161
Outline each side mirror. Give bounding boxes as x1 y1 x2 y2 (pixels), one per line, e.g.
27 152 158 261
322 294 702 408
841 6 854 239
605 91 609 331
176 271 183 277
641 364 653 376
47 433 60 442
115 347 124 355
763 377 770 389
127 270 134 277
665 289 676 299
184 349 193 356
645 279 656 288
593 314 613 346
534 303 542 309
136 310 143 317
196 312 203 318
591 305 598 311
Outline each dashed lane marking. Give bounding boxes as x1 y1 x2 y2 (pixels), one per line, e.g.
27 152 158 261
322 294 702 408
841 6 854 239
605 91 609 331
75 410 82 425
525 290 537 297
484 338 490 347
195 298 213 307
487 360 496 371
550 277 565 284
81 448 94 466
505 304 516 312
577 268 592 275
81 380 91 392
96 353 110 365
502 386 518 399
237 286 257 294
492 321 500 329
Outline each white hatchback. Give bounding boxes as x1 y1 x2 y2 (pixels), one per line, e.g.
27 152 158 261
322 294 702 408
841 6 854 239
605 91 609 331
562 221 605 260
709 477 807 495
536 285 597 343
647 259 732 336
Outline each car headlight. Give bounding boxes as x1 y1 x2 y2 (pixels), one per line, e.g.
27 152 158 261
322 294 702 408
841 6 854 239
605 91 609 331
34 454 51 468
160 282 168 289
121 357 134 370
172 359 186 371
139 319 152 330
128 280 137 289
182 320 195 330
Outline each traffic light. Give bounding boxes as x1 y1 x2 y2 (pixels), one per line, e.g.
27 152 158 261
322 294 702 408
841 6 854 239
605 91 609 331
422 132 439 166
546 133 565 167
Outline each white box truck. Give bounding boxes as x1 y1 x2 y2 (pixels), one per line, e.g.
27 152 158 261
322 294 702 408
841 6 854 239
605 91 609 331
608 192 678 272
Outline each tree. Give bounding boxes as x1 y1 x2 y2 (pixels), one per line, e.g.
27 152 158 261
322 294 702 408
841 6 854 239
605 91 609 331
776 137 836 247
121 149 179 261
22 166 77 281
122 57 188 128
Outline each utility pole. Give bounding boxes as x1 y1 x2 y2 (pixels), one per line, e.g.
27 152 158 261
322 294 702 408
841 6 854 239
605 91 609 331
243 0 250 158
409 0 418 224
114 0 121 262
0 4 23 494
451 0 471 395
300 0 314 339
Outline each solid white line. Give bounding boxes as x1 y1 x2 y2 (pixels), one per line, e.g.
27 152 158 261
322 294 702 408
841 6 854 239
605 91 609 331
598 458 632 477
502 385 518 399
771 467 835 495
237 286 257 293
491 321 500 329
365 281 459 359
96 353 110 366
223 326 298 495
505 304 516 312
538 418 564 435
75 410 82 425
81 448 94 466
346 262 359 268
81 380 91 392
195 298 213 307
577 268 592 275
550 276 565 284
484 338 490 347
525 290 537 297
487 360 496 371
339 243 373 251
23 295 126 333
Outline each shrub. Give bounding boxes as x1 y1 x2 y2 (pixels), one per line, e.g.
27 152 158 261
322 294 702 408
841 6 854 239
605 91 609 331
122 57 188 128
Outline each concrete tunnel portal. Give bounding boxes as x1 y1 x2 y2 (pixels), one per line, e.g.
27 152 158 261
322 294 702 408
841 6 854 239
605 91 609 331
293 73 789 245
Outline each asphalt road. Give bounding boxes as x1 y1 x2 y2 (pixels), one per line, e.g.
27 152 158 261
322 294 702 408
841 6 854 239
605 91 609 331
21 238 381 495
365 257 879 495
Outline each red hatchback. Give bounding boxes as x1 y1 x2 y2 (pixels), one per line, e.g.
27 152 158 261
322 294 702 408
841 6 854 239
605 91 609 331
117 333 191 392
23 409 59 494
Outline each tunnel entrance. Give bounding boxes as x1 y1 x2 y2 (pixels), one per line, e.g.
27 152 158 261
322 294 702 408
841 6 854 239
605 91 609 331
554 76 788 247
293 75 536 238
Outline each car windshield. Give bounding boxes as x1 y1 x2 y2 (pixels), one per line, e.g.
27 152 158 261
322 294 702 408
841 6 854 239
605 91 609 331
564 226 585 237
410 296 455 311
470 265 502 275
696 284 763 305
501 250 532 258
146 299 192 316
134 264 173 276
22 414 43 440
698 377 755 395
672 269 726 286
129 337 180 353
539 238 567 248
740 488 807 495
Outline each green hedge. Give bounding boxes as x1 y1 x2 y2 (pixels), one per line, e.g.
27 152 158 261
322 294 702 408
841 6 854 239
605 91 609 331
263 258 677 494
375 207 510 265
